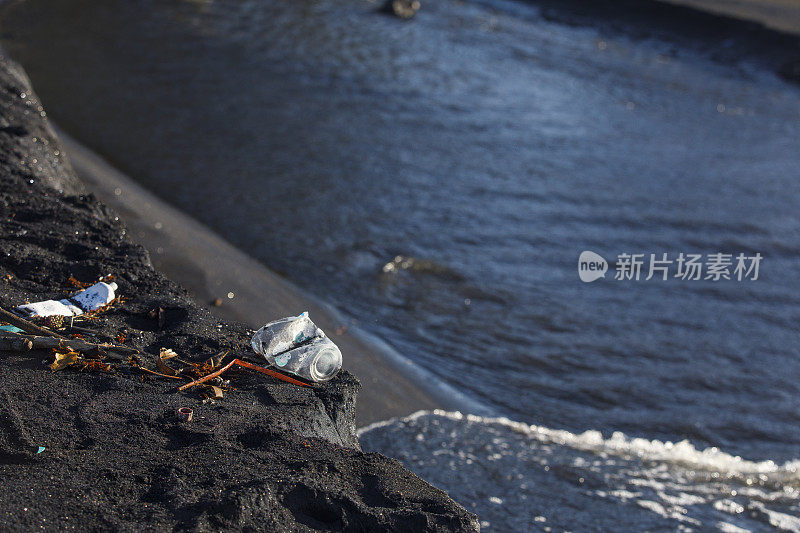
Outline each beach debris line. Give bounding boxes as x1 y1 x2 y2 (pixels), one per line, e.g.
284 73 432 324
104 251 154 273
0 330 313 390
139 347 312 390
251 312 342 382
0 279 318 395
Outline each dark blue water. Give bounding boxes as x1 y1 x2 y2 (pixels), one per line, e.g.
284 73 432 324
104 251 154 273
2 0 799 528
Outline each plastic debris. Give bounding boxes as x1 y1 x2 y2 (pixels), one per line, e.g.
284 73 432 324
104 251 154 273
177 407 193 422
251 312 322 356
36 447 45 454
15 281 118 318
251 312 342 382
0 306 66 339
0 324 24 333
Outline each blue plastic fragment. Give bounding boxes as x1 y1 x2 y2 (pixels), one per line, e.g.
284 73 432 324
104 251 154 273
36 446 45 454
0 325 24 333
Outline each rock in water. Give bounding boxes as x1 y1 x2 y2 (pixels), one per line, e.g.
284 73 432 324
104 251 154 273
382 0 421 20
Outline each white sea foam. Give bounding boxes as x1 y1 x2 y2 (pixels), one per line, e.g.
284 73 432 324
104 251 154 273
359 410 800 480
359 410 800 531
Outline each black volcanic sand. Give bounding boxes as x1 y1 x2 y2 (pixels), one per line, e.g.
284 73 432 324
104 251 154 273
0 52 478 531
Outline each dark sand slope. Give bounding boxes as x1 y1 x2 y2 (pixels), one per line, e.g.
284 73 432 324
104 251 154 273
0 51 478 531
60 133 478 427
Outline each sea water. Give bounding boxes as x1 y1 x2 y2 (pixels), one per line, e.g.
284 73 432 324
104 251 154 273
1 0 799 529
359 411 800 531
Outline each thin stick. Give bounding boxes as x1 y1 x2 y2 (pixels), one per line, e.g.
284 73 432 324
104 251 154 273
234 359 310 387
178 359 236 391
0 307 65 339
178 358 311 391
68 325 115 341
0 334 139 355
0 337 34 351
136 366 184 380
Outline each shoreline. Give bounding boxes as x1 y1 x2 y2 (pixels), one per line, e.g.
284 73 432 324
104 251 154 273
58 128 488 427
0 50 480 531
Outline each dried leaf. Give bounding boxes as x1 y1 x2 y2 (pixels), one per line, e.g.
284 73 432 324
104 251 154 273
50 350 79 371
210 351 229 368
66 276 91 289
156 359 176 376
202 385 224 400
79 360 113 373
156 348 178 376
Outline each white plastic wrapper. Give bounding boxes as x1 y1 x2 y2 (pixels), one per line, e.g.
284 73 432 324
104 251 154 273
71 282 117 311
15 300 82 318
15 281 118 318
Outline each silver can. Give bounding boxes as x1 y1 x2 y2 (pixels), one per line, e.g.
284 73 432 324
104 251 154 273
251 312 342 382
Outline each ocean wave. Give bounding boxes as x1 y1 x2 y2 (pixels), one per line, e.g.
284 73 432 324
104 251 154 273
359 411 800 531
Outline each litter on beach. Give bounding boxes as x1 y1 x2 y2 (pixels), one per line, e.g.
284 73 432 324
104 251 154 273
14 280 119 318
1 280 318 402
251 312 342 382
176 407 193 422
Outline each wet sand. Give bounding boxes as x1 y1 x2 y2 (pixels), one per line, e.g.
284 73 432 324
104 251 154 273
662 0 800 34
58 130 481 427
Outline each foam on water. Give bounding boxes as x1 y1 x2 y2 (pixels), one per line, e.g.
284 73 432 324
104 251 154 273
359 411 800 531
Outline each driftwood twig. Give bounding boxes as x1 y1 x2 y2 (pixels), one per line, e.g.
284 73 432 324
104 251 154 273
178 358 310 391
0 333 138 355
0 307 65 339
0 336 34 352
